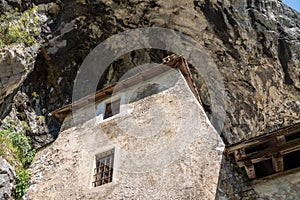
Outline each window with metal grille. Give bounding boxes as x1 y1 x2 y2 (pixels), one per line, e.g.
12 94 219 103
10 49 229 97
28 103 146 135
104 99 120 119
93 149 114 187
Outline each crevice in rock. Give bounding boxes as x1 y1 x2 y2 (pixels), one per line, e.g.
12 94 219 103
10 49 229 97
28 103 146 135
277 25 293 85
197 1 241 61
247 6 273 58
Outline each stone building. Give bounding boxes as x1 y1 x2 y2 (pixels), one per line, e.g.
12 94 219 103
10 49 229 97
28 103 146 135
25 55 300 199
26 56 224 199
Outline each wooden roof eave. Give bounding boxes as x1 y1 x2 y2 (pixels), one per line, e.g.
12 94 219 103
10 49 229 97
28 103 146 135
51 55 202 123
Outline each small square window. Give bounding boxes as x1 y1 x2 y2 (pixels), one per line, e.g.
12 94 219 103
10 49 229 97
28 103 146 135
104 99 120 119
93 149 114 187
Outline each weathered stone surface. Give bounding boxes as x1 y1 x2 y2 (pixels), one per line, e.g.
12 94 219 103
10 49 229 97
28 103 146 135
20 0 299 145
216 157 259 200
0 3 48 120
0 2 55 153
0 0 299 199
252 171 300 200
0 158 16 200
0 0 32 11
0 46 37 118
6 91 54 149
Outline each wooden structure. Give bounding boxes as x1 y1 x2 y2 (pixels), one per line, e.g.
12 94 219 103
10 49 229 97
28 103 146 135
226 123 300 179
51 55 201 122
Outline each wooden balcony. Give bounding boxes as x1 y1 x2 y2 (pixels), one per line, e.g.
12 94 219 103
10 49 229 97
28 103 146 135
226 123 300 179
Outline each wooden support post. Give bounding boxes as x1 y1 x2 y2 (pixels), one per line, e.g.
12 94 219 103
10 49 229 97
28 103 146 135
235 149 246 167
272 153 284 172
244 161 256 179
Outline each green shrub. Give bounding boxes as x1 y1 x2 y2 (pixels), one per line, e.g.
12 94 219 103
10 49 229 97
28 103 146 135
21 149 36 168
0 118 35 166
0 5 40 46
15 169 30 200
0 118 36 199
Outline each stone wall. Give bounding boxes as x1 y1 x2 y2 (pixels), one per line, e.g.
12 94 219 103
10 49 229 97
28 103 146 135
26 70 224 199
253 171 300 200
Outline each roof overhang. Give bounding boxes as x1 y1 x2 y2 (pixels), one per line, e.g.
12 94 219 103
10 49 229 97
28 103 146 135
51 55 201 123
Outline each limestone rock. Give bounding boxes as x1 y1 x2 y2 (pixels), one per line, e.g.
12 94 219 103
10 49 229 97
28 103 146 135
0 158 16 200
0 46 36 118
4 91 54 149
0 0 299 198
21 0 299 145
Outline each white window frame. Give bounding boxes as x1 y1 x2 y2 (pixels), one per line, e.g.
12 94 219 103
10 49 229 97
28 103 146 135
95 93 130 123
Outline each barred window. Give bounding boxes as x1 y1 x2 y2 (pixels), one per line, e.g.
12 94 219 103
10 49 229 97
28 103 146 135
93 149 114 187
104 99 120 119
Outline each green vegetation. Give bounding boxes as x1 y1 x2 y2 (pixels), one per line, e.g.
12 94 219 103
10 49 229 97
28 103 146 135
0 5 40 46
15 169 30 200
0 117 35 199
31 91 39 98
236 166 251 183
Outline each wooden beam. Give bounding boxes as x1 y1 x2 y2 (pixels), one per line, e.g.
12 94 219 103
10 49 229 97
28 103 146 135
226 123 300 154
276 135 286 145
226 138 269 154
279 138 300 154
236 138 300 162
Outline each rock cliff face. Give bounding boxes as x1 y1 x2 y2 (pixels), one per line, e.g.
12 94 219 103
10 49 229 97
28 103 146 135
0 2 53 148
0 46 36 119
14 0 299 145
0 158 15 199
0 0 299 199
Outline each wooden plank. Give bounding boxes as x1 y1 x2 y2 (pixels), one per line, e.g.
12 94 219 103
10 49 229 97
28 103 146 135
252 167 300 182
236 139 275 161
226 138 270 154
251 156 273 164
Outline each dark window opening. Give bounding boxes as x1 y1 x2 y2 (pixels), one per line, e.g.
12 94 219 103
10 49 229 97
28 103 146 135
283 150 300 171
285 132 300 142
129 83 168 103
245 142 268 155
254 159 274 178
93 149 114 187
104 99 120 119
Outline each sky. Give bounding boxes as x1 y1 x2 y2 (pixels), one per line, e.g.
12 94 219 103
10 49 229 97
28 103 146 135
282 0 300 12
